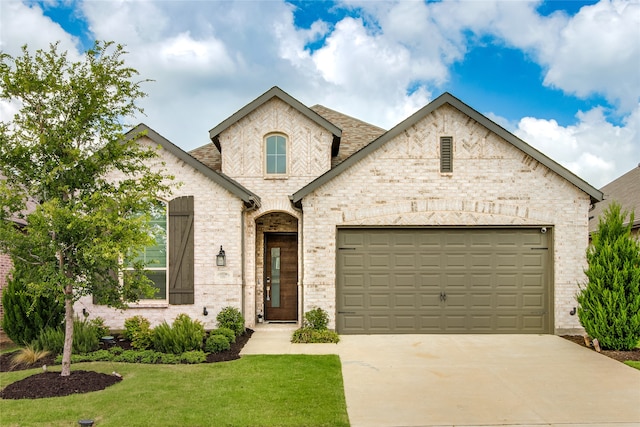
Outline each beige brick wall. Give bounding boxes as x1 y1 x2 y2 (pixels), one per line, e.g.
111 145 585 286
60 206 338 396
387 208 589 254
300 105 591 333
219 98 334 196
75 137 246 331
0 252 12 329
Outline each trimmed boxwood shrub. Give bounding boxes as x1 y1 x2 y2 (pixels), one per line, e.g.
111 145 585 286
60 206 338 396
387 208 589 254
209 327 236 344
216 306 245 337
205 334 231 353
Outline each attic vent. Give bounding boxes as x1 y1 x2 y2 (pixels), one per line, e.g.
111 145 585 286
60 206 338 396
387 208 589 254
440 136 453 173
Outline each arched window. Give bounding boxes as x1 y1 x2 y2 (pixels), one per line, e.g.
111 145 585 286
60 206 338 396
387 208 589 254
130 199 168 300
265 134 287 174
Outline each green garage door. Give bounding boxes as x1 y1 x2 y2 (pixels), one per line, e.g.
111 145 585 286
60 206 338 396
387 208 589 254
336 228 551 334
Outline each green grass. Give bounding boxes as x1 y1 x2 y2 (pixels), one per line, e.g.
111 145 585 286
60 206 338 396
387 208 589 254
625 360 640 371
0 355 350 427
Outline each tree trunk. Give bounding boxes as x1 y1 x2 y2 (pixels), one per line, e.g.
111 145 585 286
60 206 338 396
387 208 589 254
61 283 74 377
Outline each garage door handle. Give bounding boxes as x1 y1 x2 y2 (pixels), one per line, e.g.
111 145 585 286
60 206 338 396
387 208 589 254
338 311 356 314
440 292 447 302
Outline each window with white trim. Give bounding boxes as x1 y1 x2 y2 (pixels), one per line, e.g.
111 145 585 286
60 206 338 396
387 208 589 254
265 134 287 175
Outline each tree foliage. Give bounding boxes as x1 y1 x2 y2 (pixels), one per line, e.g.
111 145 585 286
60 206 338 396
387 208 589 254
577 202 640 350
0 41 172 375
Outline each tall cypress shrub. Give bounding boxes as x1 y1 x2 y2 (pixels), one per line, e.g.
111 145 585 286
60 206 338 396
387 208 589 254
577 202 640 350
1 263 65 345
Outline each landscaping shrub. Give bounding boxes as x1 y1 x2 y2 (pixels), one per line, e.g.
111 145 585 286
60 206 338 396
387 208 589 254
73 317 101 354
180 350 207 364
33 326 64 355
292 308 340 343
1 266 64 345
577 202 640 350
291 327 340 343
304 307 329 330
205 334 231 353
210 327 236 344
216 306 245 337
152 314 205 354
124 315 154 350
10 345 50 368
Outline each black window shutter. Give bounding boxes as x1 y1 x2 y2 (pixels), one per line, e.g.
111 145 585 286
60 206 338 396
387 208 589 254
440 137 453 173
169 196 195 304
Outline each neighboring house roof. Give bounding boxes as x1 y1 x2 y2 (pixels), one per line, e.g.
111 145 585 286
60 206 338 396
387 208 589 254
310 105 386 168
589 164 640 233
208 86 342 155
292 92 603 207
128 124 261 209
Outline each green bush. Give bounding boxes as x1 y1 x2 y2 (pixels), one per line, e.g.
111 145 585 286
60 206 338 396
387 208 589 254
577 202 640 350
304 307 329 330
33 326 64 354
180 350 207 364
216 306 245 337
1 266 64 345
87 317 109 340
73 317 101 354
152 314 205 354
124 315 154 350
205 334 231 353
210 327 236 344
291 327 340 343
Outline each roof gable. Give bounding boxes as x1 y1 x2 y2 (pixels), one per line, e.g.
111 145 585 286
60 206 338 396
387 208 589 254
127 124 261 209
292 92 603 207
208 87 342 153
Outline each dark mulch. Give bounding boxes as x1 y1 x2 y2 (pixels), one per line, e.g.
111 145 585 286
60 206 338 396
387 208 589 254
0 329 253 400
561 335 640 363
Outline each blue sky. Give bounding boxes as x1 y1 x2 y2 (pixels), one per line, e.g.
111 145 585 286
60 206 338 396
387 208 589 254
1 0 639 187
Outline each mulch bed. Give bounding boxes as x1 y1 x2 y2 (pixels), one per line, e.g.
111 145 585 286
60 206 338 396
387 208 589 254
561 335 640 363
0 329 253 400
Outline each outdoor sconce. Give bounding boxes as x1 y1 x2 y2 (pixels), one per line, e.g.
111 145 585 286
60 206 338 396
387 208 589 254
203 307 208 316
216 245 226 266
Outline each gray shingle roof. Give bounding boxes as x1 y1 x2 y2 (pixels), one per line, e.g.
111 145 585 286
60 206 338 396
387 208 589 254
589 164 640 232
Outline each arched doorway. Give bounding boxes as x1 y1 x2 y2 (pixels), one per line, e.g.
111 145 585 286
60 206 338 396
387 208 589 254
255 212 298 322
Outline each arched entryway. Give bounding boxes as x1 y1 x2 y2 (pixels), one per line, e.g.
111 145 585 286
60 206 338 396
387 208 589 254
255 212 299 322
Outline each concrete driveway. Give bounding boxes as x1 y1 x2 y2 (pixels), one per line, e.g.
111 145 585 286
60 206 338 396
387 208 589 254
241 329 640 427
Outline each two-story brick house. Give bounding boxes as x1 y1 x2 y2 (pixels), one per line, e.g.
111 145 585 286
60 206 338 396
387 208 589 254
76 87 602 335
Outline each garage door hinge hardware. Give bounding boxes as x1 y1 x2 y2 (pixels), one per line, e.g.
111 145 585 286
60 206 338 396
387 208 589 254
338 311 356 314
439 292 447 302
338 247 356 250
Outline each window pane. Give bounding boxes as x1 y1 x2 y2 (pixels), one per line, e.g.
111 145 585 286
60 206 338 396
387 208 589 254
266 135 286 174
146 270 167 299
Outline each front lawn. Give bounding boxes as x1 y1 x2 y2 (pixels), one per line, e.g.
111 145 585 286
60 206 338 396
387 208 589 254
0 355 349 427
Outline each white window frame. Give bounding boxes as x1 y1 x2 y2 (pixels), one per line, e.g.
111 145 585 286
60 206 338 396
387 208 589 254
264 133 289 178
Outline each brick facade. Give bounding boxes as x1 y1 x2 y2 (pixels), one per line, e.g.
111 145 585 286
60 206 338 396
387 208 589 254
300 105 591 334
0 253 12 328
78 90 597 335
76 137 246 330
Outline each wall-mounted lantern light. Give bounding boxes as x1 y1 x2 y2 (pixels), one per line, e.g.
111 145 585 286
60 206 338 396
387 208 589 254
203 307 208 316
216 245 226 266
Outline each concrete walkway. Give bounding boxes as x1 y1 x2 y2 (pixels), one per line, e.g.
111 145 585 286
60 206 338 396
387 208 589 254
241 326 640 427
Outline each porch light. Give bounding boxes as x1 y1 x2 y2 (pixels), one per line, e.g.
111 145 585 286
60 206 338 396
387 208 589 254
216 246 226 266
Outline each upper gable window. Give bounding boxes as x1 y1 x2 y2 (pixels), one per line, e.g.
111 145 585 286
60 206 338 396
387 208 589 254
265 134 287 175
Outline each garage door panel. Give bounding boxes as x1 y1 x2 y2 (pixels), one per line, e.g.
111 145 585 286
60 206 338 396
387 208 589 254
337 228 551 334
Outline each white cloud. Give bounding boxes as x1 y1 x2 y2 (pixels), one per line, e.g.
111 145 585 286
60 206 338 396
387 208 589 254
514 105 640 187
0 1 80 56
541 0 640 112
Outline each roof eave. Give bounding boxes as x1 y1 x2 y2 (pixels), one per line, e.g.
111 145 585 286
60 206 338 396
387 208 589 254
208 86 342 143
292 92 603 206
127 124 261 209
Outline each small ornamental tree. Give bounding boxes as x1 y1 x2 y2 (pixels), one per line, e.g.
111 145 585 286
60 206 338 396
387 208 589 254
0 42 172 376
577 202 640 350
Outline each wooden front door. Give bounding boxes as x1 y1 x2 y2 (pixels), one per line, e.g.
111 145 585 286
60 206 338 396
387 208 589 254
264 233 298 321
